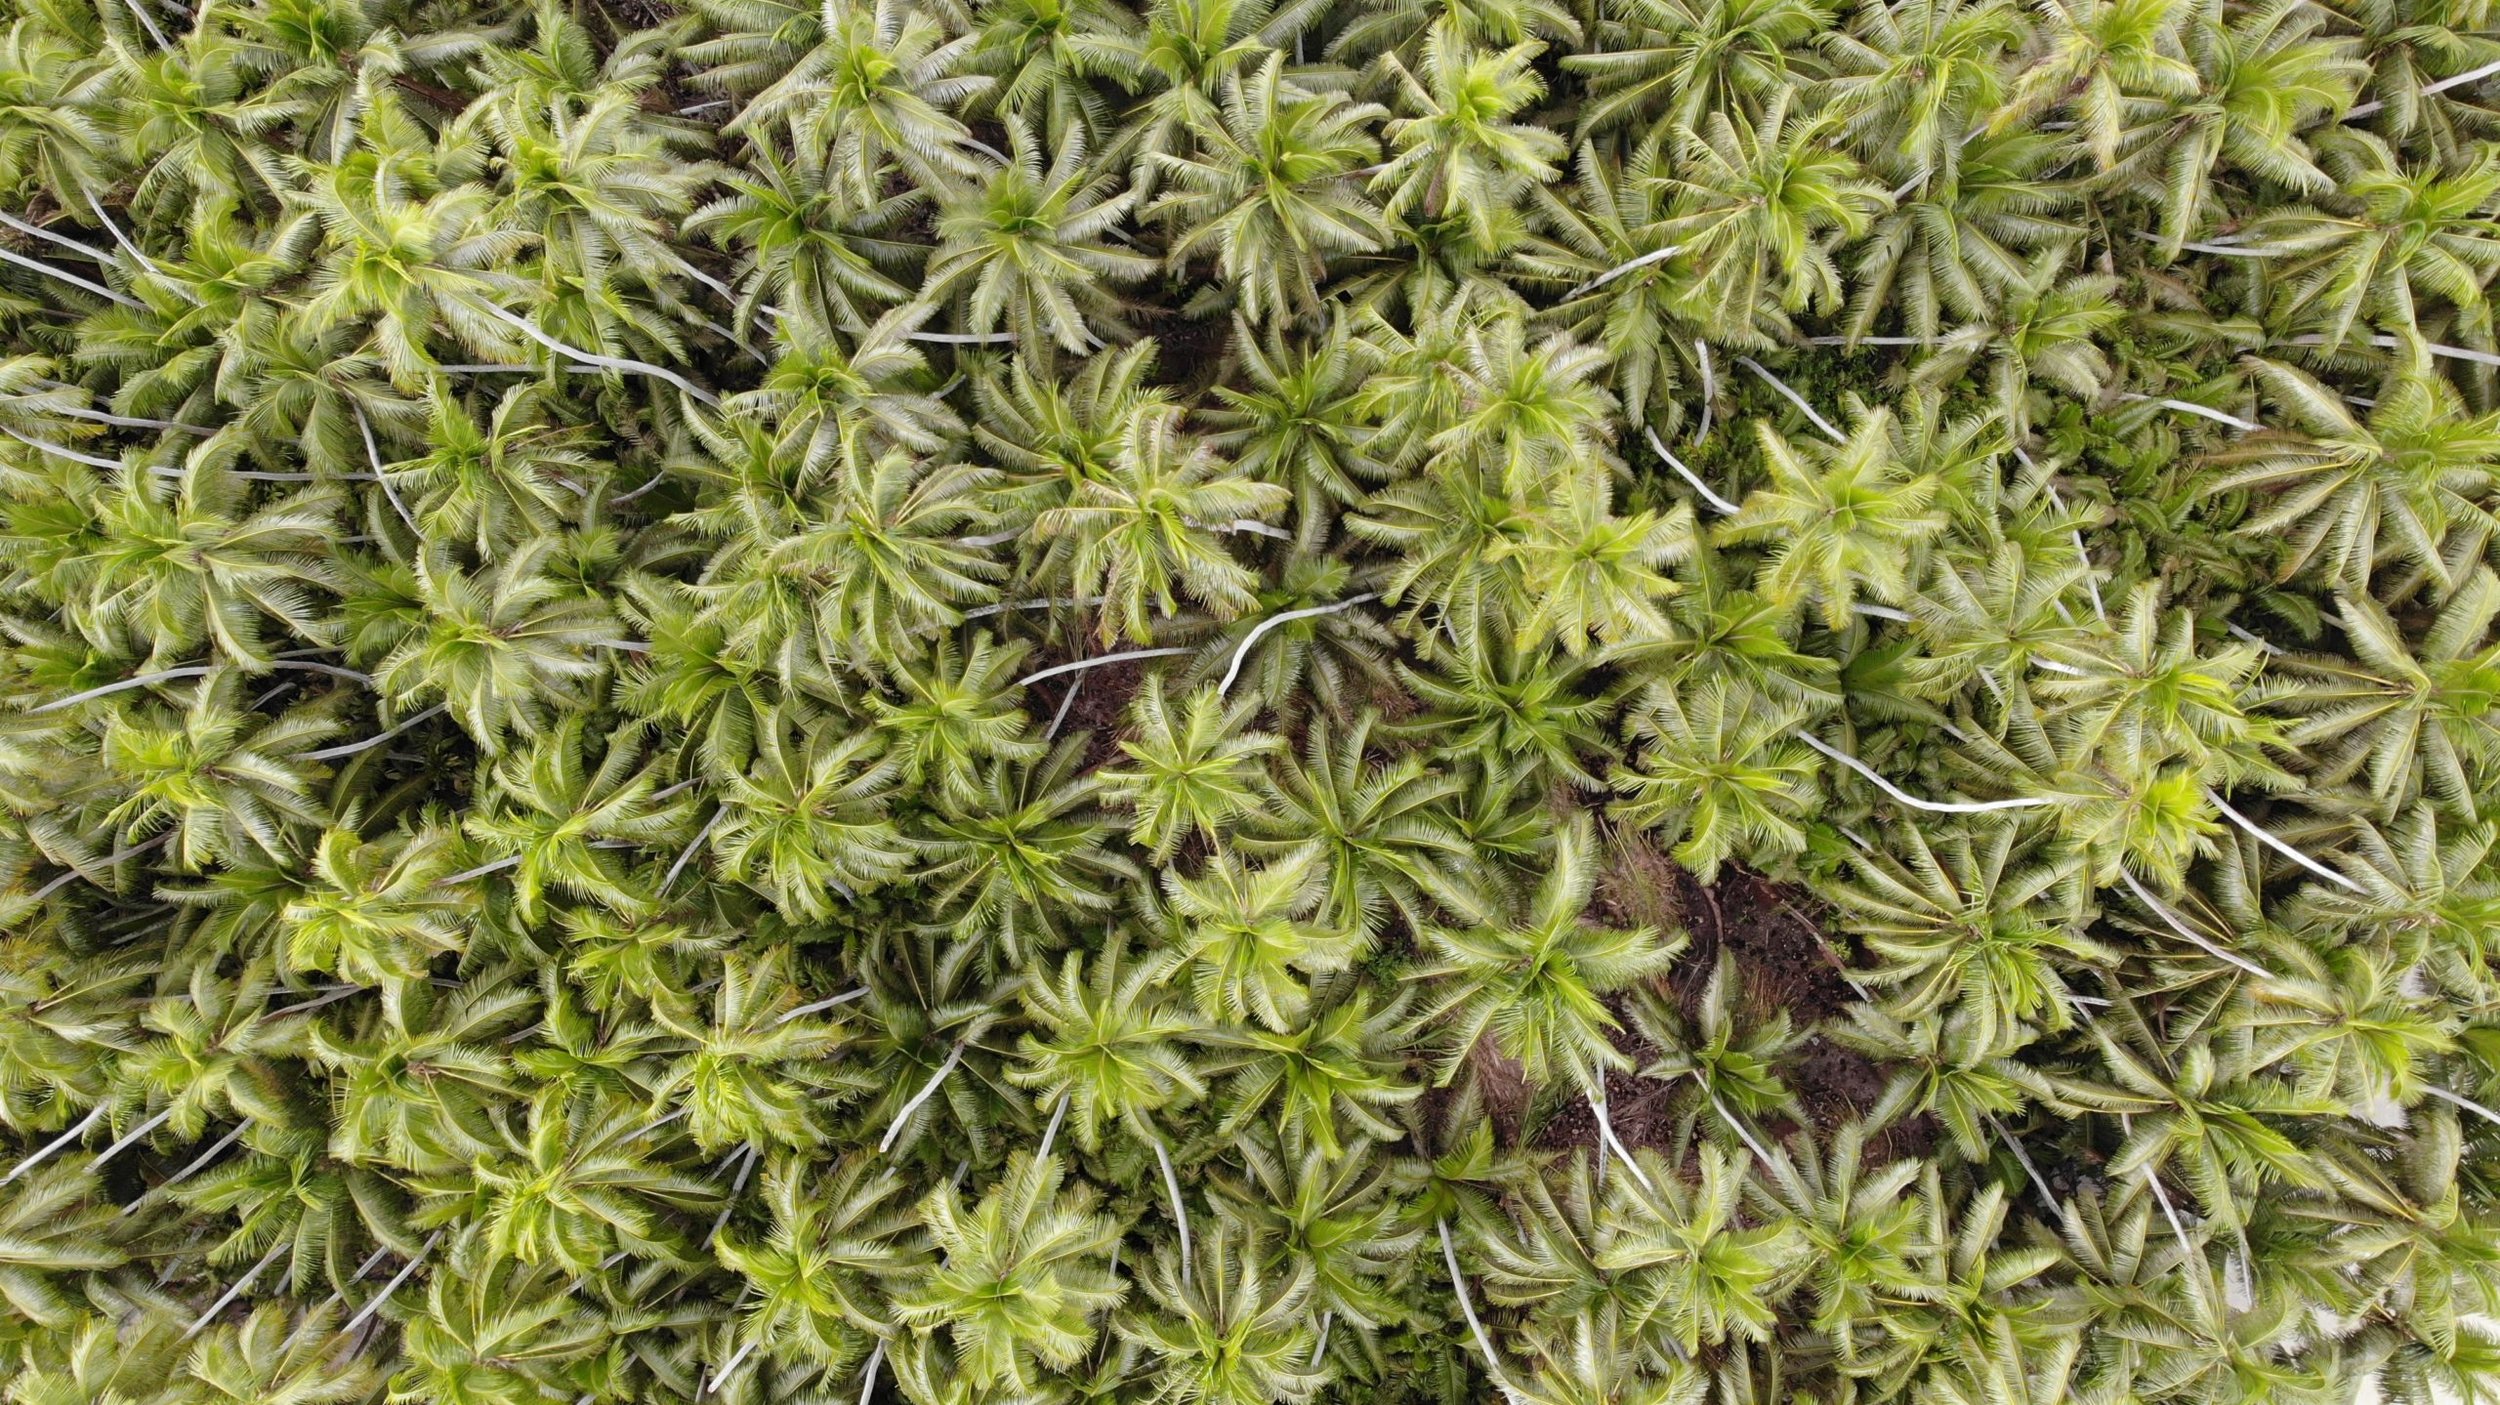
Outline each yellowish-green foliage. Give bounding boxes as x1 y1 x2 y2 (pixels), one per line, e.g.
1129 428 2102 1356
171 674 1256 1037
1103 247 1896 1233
0 0 2498 1400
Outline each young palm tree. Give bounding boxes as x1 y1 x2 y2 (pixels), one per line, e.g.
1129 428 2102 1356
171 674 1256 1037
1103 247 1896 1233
389 1242 612 1405
2262 572 2500 816
649 945 861 1152
293 172 521 388
1100 677 1280 860
1845 125 2076 340
2206 361 2500 598
2132 0 2361 253
1832 820 2108 1050
1206 1136 1419 1324
1116 1222 1327 1405
2250 149 2500 354
466 1100 716 1271
1371 23 1565 249
1396 629 1611 788
1145 53 1387 325
99 675 338 871
1832 1003 2046 1160
1418 816 1680 1098
184 1302 384 1405
460 718 690 922
1910 246 2121 437
712 713 917 918
369 540 618 750
780 447 1008 661
70 463 342 672
1518 140 1696 430
1627 952 1801 1152
1352 456 1540 641
920 740 1140 962
1206 994 1417 1156
1009 937 1207 1151
963 0 1141 145
1874 1171 2081 1401
1097 0 1292 194
1429 313 1616 498
313 977 532 1166
280 823 469 985
1605 544 1840 709
386 382 596 555
1608 676 1820 880
1824 0 2021 187
10 0 2500 1393
1596 1144 1806 1355
685 143 919 335
867 632 1047 806
2068 1001 2336 1232
1567 0 1830 142
1716 408 1947 628
893 1152 1127 1396
1660 92 1889 341
1032 404 1288 643
715 1153 925 1369
0 1165 127 1328
1247 711 1476 936
1200 320 1387 546
745 308 967 465
1159 844 1359 1032
1751 1123 1928 1366
728 0 994 205
923 120 1159 354
1993 0 2197 170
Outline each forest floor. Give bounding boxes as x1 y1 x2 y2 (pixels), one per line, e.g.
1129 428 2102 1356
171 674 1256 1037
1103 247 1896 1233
1528 839 1935 1163
1025 656 1916 1162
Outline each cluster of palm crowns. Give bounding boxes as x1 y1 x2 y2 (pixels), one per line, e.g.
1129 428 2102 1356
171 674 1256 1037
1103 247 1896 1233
0 0 2497 1399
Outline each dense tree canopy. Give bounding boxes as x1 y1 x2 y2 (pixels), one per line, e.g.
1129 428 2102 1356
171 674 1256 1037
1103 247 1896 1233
0 0 2497 1399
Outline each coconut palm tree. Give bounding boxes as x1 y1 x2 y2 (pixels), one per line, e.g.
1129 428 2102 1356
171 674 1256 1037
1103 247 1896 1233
369 539 618 750
1659 92 1889 342
1116 1222 1327 1405
1144 53 1387 325
893 1152 1127 1396
1370 23 1565 249
1009 937 1206 1151
711 712 917 917
715 1152 926 1368
1246 711 1476 935
1100 677 1280 860
923 120 1159 353
1609 676 1820 880
1418 816 1680 1098
2206 360 2500 598
1716 408 1947 629
729 0 994 205
1032 404 1288 642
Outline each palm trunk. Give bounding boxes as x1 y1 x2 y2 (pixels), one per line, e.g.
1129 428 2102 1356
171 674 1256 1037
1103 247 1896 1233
1437 1219 1525 1405
880 1042 966 1154
1589 1093 1657 1194
342 1231 442 1334
1037 1091 1070 1160
1152 1134 1193 1286
2 1105 104 1184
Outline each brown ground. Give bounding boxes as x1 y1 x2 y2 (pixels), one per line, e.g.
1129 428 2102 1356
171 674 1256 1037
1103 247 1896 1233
1664 864 1854 1023
1034 655 1148 772
1521 835 1932 1162
1138 305 1233 395
1019 677 1925 1164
